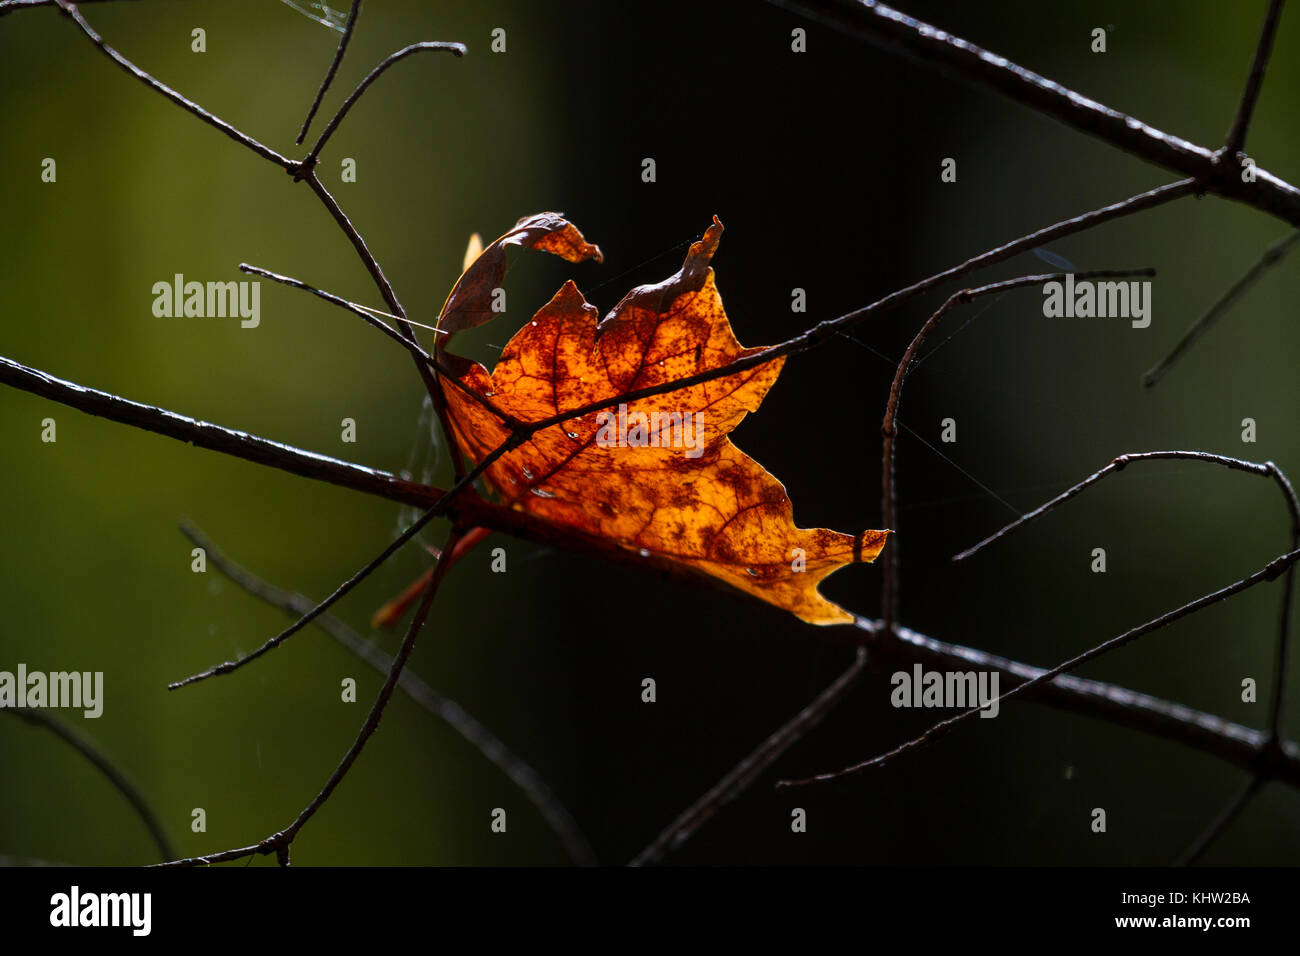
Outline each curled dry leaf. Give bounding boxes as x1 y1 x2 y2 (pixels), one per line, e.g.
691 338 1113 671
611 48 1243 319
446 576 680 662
438 213 604 336
433 213 887 625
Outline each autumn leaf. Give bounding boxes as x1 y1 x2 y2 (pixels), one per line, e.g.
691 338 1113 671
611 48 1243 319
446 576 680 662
433 213 887 625
438 213 604 336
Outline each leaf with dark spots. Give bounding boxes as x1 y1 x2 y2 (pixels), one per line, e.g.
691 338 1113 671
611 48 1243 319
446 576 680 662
434 214 887 625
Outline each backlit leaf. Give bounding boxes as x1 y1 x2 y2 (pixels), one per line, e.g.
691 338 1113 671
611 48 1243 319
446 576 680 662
435 214 887 625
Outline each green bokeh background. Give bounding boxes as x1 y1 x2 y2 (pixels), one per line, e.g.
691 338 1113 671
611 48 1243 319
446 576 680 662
0 0 1297 865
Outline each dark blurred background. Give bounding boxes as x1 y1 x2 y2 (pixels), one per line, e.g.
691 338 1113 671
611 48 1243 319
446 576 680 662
1 0 1297 865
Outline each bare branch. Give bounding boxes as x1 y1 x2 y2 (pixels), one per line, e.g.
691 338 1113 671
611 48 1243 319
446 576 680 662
955 451 1299 739
1265 462 1300 738
169 419 527 688
629 649 869 866
786 451 1300 793
1225 0 1287 155
632 613 1300 863
302 170 468 478
1176 775 1265 866
0 353 441 510
884 621 1300 786
774 0 1300 226
42 0 467 487
167 505 444 689
955 451 1294 561
179 522 597 866
295 0 362 145
3 708 174 861
301 41 467 169
239 263 522 427
1142 230 1300 388
0 0 141 18
880 269 1154 630
157 528 463 867
50 0 293 169
779 545 1300 788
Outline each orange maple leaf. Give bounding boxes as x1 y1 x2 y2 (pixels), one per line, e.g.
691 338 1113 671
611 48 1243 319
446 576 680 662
431 213 887 625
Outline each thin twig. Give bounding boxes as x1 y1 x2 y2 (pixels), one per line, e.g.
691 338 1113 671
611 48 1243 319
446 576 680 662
3 708 174 861
51 0 293 169
883 620 1300 784
778 545 1300 787
1225 0 1287 155
1176 775 1265 866
169 433 514 689
294 0 362 145
157 528 463 867
1264 463 1300 739
630 648 869 866
772 0 1300 226
302 170 468 479
0 0 141 19
954 452 1297 564
631 610 1300 864
954 451 1299 740
51 0 463 481
880 269 1154 631
0 353 442 510
302 41 467 168
168 505 444 688
52 0 465 480
1142 230 1300 387
239 262 522 427
179 522 597 866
